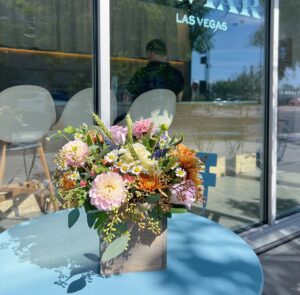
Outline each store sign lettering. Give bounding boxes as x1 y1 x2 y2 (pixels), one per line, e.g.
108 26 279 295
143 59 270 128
176 0 261 19
176 14 228 32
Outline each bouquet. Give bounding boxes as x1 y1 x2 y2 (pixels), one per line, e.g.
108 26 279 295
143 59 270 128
52 114 204 262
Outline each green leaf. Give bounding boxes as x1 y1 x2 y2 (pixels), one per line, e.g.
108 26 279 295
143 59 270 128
89 145 99 152
101 234 129 262
170 135 183 147
166 212 172 218
115 222 128 235
87 212 98 228
68 208 80 228
146 194 161 203
83 199 95 212
94 212 108 231
64 125 76 134
169 208 188 214
86 134 94 147
150 207 158 219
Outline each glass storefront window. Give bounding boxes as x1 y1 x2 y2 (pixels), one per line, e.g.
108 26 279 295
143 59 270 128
0 0 94 231
277 0 300 216
110 0 266 229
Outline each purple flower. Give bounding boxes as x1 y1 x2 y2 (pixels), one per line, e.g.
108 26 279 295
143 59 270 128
170 180 197 209
153 149 167 159
109 125 128 145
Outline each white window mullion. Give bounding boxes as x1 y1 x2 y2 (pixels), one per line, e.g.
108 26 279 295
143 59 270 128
268 0 279 224
98 0 111 126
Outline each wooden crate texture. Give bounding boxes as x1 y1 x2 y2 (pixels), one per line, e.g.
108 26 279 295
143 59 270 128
100 217 167 276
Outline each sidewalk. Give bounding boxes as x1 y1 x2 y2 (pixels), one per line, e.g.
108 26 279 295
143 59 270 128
259 237 300 295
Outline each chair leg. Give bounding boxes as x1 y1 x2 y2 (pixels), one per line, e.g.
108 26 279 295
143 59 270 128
36 143 59 211
0 143 7 187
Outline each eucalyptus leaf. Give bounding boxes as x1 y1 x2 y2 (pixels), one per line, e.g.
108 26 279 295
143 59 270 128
169 207 188 214
68 208 80 228
146 195 161 203
101 234 129 262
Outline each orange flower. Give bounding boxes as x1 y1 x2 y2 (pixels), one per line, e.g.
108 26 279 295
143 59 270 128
61 174 77 190
87 130 103 144
173 144 203 187
137 173 164 192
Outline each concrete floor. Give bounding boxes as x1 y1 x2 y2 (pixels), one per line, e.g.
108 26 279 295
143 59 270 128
259 237 300 295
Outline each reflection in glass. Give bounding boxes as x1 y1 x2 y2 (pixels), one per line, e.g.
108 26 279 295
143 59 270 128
276 0 300 216
110 0 266 229
0 0 93 231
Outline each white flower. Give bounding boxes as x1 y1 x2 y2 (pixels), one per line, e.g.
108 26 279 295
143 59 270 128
131 165 142 175
104 151 118 163
120 164 130 173
175 168 186 178
69 171 80 180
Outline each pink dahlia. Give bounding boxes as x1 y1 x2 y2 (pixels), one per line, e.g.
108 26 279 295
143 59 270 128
133 119 153 138
170 180 197 209
61 140 89 167
109 125 128 145
89 172 126 211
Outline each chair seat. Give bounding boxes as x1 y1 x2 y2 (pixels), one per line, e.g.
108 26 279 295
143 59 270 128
0 142 40 152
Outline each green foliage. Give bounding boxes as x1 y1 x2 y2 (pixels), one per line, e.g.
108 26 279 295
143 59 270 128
169 207 188 214
92 113 113 140
146 194 161 203
86 134 94 147
149 205 163 219
94 212 109 234
64 126 76 135
68 208 80 228
126 114 134 144
126 114 139 161
61 188 87 208
101 234 130 262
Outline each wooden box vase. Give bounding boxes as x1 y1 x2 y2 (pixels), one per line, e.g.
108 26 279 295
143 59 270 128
100 216 167 276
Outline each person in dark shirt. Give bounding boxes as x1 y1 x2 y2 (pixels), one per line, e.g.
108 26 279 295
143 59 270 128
126 39 184 101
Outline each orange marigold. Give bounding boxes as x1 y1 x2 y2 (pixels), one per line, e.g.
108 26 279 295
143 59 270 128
137 173 164 192
173 144 203 187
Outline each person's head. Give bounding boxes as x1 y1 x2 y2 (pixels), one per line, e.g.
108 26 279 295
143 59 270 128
146 39 167 62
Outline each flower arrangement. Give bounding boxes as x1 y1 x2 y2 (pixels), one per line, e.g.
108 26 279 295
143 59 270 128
52 114 204 262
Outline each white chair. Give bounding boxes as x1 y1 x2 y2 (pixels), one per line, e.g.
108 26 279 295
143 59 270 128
52 88 118 129
52 88 94 130
118 89 176 128
0 85 58 210
110 90 118 126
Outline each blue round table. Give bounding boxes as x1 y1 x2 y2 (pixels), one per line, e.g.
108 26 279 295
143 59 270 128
0 210 263 295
